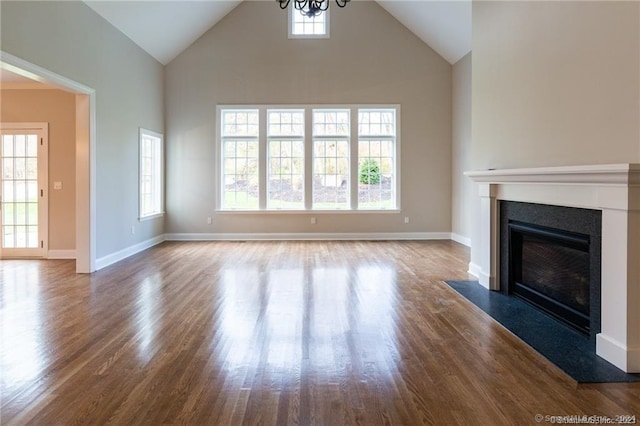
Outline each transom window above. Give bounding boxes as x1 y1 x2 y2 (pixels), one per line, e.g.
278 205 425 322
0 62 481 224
218 105 400 212
289 7 328 38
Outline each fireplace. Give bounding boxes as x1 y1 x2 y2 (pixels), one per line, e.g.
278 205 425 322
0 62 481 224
500 201 601 343
508 221 590 334
465 163 640 372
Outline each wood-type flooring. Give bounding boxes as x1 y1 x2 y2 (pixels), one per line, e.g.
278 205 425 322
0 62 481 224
1 241 639 425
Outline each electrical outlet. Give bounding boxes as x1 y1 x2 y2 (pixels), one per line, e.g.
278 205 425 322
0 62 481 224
404 216 410 224
131 226 135 235
311 217 317 225
207 217 212 225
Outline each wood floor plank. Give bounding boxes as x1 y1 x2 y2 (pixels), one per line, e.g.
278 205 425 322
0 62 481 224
2 240 640 425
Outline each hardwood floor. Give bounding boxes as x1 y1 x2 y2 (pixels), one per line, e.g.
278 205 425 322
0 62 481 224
1 240 639 425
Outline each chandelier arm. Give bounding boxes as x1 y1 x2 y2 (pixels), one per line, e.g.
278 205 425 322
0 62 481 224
277 0 292 10
335 0 350 7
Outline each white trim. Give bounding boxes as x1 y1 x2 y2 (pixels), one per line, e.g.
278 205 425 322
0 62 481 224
467 262 492 289
165 232 451 241
1 51 97 273
468 261 484 279
0 122 48 258
596 334 640 373
217 104 401 212
48 249 76 259
465 163 640 185
451 233 470 247
138 128 164 220
95 235 165 270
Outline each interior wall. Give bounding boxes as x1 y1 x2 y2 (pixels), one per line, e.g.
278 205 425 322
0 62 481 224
451 52 472 243
165 1 452 235
0 88 76 251
472 1 640 170
1 1 164 258
469 0 640 275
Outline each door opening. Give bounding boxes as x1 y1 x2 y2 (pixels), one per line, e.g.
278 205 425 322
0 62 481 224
0 123 48 258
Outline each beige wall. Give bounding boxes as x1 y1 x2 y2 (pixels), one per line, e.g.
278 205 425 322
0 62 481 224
468 1 640 271
1 1 164 258
165 1 452 235
451 52 472 243
0 89 76 250
472 1 640 170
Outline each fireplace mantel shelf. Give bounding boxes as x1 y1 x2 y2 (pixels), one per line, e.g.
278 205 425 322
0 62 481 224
465 163 640 185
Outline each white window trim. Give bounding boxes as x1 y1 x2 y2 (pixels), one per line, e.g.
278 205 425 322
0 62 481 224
312 108 351 210
138 128 165 221
216 105 401 213
356 108 399 211
267 108 306 210
219 109 261 211
288 5 330 39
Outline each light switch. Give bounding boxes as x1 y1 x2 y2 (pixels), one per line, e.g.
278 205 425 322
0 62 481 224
53 181 63 190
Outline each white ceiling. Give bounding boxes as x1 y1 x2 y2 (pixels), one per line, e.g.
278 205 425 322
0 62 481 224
84 1 243 65
377 1 471 64
83 0 471 66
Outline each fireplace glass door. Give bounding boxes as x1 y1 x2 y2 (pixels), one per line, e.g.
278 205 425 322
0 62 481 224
509 221 590 334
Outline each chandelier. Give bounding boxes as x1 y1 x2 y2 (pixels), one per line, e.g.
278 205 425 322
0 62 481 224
277 0 350 18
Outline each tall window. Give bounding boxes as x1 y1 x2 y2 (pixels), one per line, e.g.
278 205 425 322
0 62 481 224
267 109 305 209
139 128 164 219
218 105 399 212
358 109 396 209
289 7 328 38
312 109 349 209
221 110 259 210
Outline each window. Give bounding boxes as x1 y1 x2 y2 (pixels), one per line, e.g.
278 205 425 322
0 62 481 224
358 109 397 209
139 128 164 219
267 109 305 209
218 105 399 212
221 110 260 210
312 109 350 209
289 7 328 38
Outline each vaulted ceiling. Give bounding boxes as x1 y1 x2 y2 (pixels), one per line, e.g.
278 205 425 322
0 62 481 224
83 0 471 66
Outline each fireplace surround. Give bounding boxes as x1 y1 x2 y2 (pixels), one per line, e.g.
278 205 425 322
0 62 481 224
500 201 601 341
466 164 640 373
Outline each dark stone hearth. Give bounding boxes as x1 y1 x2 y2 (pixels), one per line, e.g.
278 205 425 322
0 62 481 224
445 280 639 383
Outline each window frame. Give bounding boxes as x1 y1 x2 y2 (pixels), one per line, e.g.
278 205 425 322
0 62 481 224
216 105 400 213
138 128 164 221
288 5 330 39
219 108 261 211
267 108 306 210
357 108 398 211
311 108 351 210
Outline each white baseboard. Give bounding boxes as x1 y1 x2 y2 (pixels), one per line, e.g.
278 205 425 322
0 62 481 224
597 333 640 373
164 232 452 241
48 249 76 259
451 233 471 247
96 235 165 270
468 262 482 279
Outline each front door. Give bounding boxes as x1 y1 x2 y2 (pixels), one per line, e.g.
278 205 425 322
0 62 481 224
0 123 48 258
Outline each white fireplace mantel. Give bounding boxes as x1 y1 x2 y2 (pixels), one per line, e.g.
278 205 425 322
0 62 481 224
465 163 640 373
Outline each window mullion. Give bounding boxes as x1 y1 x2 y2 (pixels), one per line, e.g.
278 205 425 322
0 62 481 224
304 108 313 211
258 107 267 210
350 107 358 210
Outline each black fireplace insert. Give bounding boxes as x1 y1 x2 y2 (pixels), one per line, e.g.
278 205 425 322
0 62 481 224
508 221 590 334
499 201 601 345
